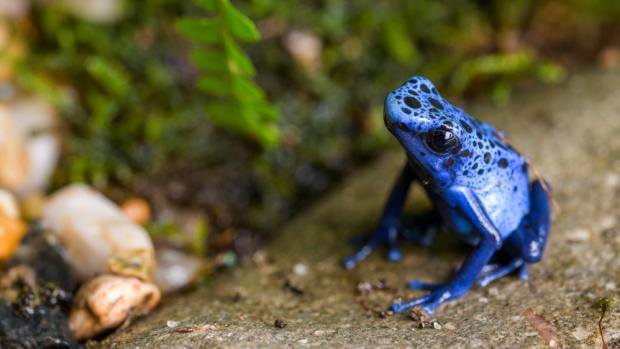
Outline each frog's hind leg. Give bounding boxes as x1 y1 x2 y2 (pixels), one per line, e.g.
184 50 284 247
476 179 551 287
509 179 552 263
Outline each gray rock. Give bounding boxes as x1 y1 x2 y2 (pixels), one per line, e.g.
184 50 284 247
1 229 79 349
101 71 620 348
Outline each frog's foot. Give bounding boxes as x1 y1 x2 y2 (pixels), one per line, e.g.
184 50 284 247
407 280 446 291
342 226 401 269
476 258 525 288
391 285 465 315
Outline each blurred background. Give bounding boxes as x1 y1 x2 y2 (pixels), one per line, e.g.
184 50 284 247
2 0 620 264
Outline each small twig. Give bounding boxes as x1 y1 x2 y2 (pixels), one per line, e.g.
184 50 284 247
595 297 616 349
599 308 608 349
173 327 197 333
523 308 562 348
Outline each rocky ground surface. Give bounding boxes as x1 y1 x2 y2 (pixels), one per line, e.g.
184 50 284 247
99 71 620 348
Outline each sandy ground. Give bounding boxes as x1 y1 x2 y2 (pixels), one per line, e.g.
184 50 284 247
100 70 620 349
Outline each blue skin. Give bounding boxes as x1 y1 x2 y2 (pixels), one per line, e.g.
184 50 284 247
343 76 552 315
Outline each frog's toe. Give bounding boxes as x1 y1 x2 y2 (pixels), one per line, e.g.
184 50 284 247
481 263 501 274
476 258 524 288
391 294 433 313
391 302 437 315
518 264 528 280
387 248 402 262
342 257 356 270
407 280 446 291
342 255 362 270
391 291 446 314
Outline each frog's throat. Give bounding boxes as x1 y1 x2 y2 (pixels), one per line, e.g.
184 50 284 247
406 155 434 187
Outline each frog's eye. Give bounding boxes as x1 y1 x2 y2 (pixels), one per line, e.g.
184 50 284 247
425 129 459 154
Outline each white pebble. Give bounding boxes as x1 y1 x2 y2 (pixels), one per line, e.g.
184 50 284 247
42 184 155 281
293 263 308 276
61 0 123 23
599 216 617 231
0 189 19 218
0 106 29 191
10 96 60 195
167 320 180 328
606 172 620 188
283 31 322 73
70 275 160 340
443 322 456 330
154 248 203 294
566 228 590 242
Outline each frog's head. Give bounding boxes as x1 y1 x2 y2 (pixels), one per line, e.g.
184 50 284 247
384 76 476 190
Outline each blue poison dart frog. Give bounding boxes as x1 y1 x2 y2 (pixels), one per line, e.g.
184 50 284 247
343 76 552 315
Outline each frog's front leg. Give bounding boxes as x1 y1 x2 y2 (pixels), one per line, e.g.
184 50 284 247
342 161 415 269
392 187 502 314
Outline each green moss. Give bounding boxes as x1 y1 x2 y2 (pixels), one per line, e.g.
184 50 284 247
596 296 617 313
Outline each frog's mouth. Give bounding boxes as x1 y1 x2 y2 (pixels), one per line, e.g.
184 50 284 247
406 155 434 186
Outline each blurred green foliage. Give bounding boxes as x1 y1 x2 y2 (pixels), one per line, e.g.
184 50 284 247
176 0 279 147
10 0 620 239
18 1 199 187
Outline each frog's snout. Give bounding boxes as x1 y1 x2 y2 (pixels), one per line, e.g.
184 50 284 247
383 92 404 128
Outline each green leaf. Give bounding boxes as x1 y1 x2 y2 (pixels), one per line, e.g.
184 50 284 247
175 17 222 44
535 62 566 83
206 102 246 129
236 106 279 147
451 51 535 92
231 76 264 101
87 92 118 130
251 123 280 148
197 76 232 96
220 0 260 42
84 56 130 97
384 15 419 68
254 100 279 120
15 67 70 109
190 49 229 72
206 102 279 148
195 0 217 11
223 34 255 76
245 117 279 147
